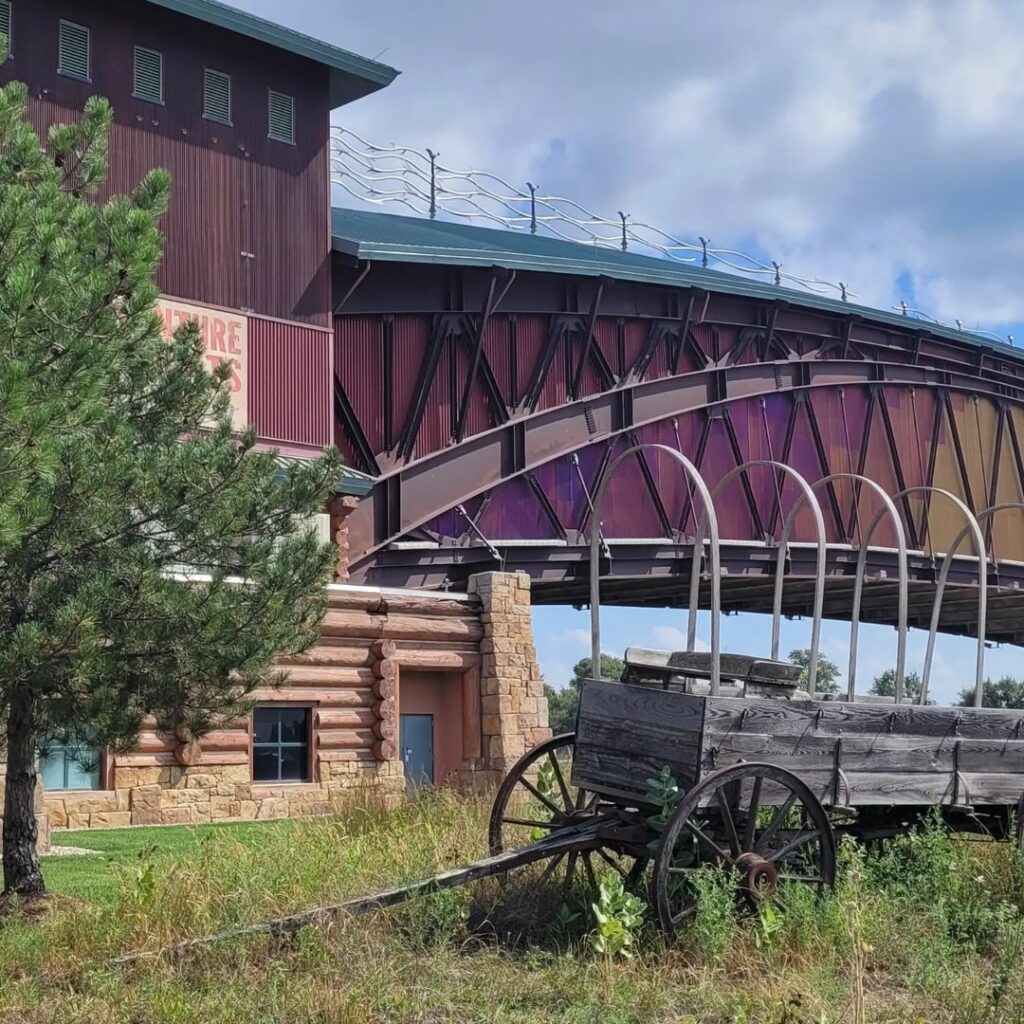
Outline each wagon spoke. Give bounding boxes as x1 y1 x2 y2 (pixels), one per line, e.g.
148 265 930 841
771 829 820 864
501 816 559 831
684 819 732 862
716 787 742 856
519 777 564 818
563 851 579 895
582 853 600 894
667 866 703 875
596 848 628 877
753 791 798 854
547 752 574 811
671 905 698 926
537 853 565 886
742 776 763 851
777 873 823 885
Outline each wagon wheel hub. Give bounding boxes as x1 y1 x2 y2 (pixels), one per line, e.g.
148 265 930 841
735 851 778 900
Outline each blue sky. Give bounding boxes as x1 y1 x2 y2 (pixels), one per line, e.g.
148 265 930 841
235 1 1024 702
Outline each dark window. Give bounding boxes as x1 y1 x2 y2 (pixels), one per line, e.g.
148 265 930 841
252 707 310 782
0 2 12 55
38 733 101 791
133 45 163 104
203 67 231 124
58 20 90 81
267 89 294 144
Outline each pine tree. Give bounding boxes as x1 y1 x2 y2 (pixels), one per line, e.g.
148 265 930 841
0 79 340 896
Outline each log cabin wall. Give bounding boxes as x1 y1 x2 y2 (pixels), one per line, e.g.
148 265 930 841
40 572 549 830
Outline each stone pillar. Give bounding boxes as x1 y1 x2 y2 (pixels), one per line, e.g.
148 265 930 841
329 495 360 581
467 571 550 787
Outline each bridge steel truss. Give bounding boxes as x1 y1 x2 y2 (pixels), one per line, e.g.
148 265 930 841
331 257 1024 644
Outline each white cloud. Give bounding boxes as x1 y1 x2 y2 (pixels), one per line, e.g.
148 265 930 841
239 0 1024 336
649 624 709 652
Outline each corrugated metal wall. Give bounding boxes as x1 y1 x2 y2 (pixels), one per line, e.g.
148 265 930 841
249 315 333 450
7 0 331 326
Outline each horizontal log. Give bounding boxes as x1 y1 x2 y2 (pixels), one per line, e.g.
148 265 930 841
317 728 375 750
327 590 479 618
111 751 250 767
373 718 396 741
372 739 397 761
201 730 250 752
371 639 397 660
394 648 480 671
315 708 376 730
321 610 483 643
373 676 396 701
276 646 374 668
373 658 398 682
252 688 375 708
376 698 396 722
279 666 376 687
134 733 176 754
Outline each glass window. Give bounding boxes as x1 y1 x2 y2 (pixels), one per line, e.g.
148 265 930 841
38 733 102 791
58 20 90 81
252 707 310 782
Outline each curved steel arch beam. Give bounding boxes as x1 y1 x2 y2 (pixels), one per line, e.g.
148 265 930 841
687 461 827 694
776 474 908 702
589 444 722 692
347 358 1022 571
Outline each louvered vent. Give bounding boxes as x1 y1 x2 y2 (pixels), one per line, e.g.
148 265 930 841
58 20 90 80
0 2 12 54
268 89 294 144
203 67 231 124
133 46 163 103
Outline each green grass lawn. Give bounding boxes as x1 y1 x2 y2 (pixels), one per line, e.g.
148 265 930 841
44 819 297 904
0 795 1020 1023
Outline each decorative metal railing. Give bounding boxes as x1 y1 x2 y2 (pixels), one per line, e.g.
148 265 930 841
330 127 1014 347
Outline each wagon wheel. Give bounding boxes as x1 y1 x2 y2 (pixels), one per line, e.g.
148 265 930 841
652 762 836 939
488 733 646 899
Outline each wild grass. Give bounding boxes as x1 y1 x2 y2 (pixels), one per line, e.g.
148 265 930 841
1 792 1022 1023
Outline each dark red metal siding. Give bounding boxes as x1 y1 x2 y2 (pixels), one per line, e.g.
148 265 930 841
248 316 332 449
334 316 385 455
3 0 331 326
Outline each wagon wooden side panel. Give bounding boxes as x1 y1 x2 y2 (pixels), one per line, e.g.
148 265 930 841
698 696 1024 808
572 679 705 804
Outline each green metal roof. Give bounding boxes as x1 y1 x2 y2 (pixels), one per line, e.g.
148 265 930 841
145 0 398 107
331 207 1016 356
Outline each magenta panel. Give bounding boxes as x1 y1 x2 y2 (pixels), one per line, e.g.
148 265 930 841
248 316 332 449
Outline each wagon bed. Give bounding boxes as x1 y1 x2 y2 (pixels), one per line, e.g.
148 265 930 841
573 677 1024 812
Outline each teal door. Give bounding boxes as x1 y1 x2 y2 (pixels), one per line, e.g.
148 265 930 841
400 714 434 791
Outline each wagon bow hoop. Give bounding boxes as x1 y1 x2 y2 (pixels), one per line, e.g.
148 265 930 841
689 460 827 695
589 444 722 692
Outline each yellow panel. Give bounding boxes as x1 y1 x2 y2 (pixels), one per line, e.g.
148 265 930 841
958 396 999 515
992 410 1024 563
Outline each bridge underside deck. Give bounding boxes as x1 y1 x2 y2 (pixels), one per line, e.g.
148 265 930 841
362 542 1024 645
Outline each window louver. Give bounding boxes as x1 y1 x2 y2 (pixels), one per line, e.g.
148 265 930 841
58 20 90 80
0 2 12 54
268 89 294 144
203 67 231 124
133 46 163 103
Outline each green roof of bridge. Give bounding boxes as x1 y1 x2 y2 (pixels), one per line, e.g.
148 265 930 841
331 207 1014 355
145 0 398 107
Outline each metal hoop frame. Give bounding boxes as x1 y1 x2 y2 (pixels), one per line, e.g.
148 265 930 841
925 502 1024 707
589 444 723 692
688 461 827 694
859 487 987 706
778 474 908 702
